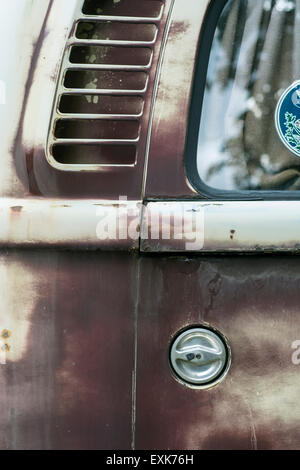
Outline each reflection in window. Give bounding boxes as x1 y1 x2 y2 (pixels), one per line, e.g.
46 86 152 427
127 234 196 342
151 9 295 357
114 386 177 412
197 0 300 191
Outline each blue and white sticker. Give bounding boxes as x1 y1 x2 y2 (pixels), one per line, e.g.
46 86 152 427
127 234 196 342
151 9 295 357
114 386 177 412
275 81 300 157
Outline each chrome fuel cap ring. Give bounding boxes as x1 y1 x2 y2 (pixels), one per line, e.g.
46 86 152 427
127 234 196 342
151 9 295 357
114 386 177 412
170 327 231 389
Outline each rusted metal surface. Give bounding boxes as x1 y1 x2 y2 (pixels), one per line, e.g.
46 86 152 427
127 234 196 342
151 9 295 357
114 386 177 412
134 255 300 450
4 197 300 252
0 250 299 450
0 0 299 452
4 0 300 253
0 250 137 450
1 0 173 199
5 198 300 252
0 198 140 249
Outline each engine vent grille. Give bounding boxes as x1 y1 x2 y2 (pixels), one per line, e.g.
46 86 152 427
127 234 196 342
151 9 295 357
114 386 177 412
47 0 165 171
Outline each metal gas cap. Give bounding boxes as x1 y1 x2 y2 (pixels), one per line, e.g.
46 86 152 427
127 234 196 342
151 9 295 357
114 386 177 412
170 327 230 388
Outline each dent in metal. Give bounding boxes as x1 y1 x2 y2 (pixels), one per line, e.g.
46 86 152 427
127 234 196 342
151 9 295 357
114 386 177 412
145 0 210 197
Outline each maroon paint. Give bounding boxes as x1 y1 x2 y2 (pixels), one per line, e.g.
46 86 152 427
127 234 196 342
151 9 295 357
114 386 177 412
0 251 136 450
135 256 300 450
1 251 299 449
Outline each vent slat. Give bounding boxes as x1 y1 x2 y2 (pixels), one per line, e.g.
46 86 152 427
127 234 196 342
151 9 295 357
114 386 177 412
54 138 139 145
79 15 162 22
64 69 148 90
70 39 156 46
48 0 165 169
75 21 157 42
52 144 137 165
65 63 151 71
82 0 163 18
58 94 144 115
62 88 146 95
54 118 140 139
69 45 152 66
57 113 142 120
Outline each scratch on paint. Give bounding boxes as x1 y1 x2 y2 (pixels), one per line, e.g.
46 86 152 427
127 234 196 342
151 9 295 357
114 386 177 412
131 257 142 450
245 400 258 450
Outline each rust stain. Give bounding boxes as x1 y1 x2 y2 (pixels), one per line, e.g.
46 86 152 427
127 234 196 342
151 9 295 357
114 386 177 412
1 330 12 340
25 149 42 196
230 230 236 240
10 206 23 213
169 20 191 40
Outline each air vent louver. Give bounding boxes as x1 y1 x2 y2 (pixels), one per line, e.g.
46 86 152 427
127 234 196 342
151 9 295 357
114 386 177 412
48 0 165 171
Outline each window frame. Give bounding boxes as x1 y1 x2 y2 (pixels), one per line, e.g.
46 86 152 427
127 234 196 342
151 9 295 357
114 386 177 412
185 0 300 201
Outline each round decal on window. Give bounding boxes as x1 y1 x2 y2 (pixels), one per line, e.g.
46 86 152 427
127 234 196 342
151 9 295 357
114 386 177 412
275 81 300 157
